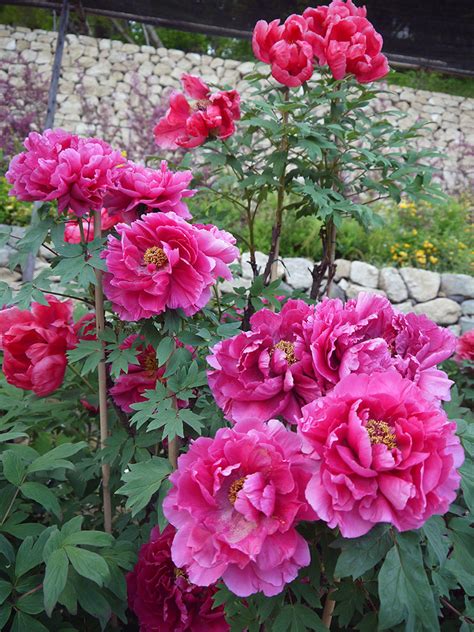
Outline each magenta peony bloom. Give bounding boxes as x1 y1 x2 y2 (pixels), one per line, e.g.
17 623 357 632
252 14 317 87
0 296 77 396
455 330 474 362
64 208 120 244
302 293 454 404
207 299 323 424
102 212 239 321
298 372 464 537
6 130 124 216
127 525 228 632
103 160 195 223
163 419 315 597
154 74 241 149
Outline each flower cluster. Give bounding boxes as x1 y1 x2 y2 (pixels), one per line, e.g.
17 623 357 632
102 212 239 321
127 525 228 632
0 296 78 396
208 293 456 426
64 208 121 244
154 74 241 149
253 0 389 87
6 129 125 216
456 330 474 363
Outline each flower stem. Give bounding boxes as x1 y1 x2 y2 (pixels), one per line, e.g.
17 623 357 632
93 210 112 534
263 88 290 286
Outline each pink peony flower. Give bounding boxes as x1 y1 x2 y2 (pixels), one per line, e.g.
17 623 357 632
163 419 315 597
0 296 77 396
102 212 239 321
208 299 323 424
322 11 389 83
74 313 97 341
302 293 454 404
103 160 195 223
6 130 125 216
298 372 464 537
154 74 241 149
252 14 317 87
127 525 228 632
455 330 474 362
64 208 120 244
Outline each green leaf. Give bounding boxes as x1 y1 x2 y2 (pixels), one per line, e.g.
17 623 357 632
60 516 84 539
16 589 44 615
11 611 49 632
43 548 69 616
378 532 439 631
63 531 114 548
116 457 172 516
65 546 110 586
0 534 15 564
67 340 102 375
156 337 175 367
0 580 12 605
20 482 61 518
460 460 474 513
334 525 391 579
27 442 86 474
422 516 450 566
2 451 26 486
72 573 111 630
0 603 11 629
16 529 54 577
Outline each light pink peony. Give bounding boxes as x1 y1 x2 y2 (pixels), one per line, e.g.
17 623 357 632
208 300 322 425
163 419 315 597
64 208 120 244
455 330 474 362
0 296 77 396
298 372 464 537
127 525 228 632
252 14 316 87
102 212 239 321
154 74 241 149
103 160 195 223
6 130 124 216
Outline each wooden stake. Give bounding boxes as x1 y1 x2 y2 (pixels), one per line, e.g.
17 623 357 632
93 210 112 534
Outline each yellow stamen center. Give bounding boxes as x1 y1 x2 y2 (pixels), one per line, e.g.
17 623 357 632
174 567 188 580
273 340 297 365
143 246 168 268
366 419 397 449
228 477 247 505
143 352 158 374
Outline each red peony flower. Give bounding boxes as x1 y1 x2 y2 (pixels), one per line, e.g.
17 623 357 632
6 130 125 217
103 160 195 223
102 212 238 321
127 525 229 632
154 74 240 149
298 372 464 537
252 14 317 87
0 296 77 396
455 330 474 362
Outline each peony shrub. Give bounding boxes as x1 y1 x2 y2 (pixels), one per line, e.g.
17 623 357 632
0 1 472 631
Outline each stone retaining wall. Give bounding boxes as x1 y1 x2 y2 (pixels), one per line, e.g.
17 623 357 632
1 25 473 191
231 252 474 334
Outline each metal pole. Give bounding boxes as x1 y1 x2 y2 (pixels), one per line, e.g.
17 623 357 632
22 0 69 282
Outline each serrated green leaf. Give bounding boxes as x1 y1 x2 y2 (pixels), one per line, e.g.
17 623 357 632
43 548 69 616
116 457 171 516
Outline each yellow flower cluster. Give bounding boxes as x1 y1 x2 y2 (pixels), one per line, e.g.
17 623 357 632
390 241 439 267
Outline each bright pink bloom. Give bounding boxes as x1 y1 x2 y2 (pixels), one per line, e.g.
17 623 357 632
127 525 228 632
154 74 240 149
0 296 76 396
252 15 316 87
455 330 474 362
102 212 239 321
64 208 120 244
208 300 322 425
6 130 124 216
103 161 195 223
299 372 464 537
163 419 315 597
302 293 454 404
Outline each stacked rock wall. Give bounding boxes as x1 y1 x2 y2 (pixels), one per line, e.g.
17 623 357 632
0 24 473 191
